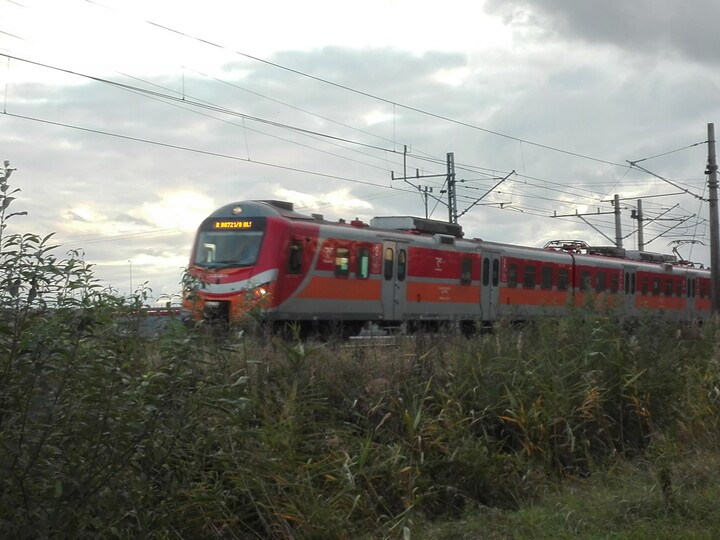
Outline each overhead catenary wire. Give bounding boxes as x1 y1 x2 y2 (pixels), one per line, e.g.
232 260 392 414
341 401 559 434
1 111 424 195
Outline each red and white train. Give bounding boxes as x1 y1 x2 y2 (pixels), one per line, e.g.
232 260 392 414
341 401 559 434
182 200 712 333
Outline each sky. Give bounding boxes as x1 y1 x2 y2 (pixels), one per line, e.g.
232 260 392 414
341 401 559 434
2 0 719 303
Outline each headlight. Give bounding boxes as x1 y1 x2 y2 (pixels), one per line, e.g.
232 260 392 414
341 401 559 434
248 283 270 300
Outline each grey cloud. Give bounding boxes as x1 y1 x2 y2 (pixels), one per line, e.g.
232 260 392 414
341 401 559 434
484 0 720 65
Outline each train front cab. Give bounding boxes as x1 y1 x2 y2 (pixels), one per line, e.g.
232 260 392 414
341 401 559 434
184 201 309 325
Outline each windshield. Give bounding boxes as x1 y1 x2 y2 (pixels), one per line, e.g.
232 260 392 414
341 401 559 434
193 231 264 268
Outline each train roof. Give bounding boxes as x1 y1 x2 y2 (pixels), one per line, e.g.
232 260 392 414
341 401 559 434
208 200 317 221
369 216 464 237
218 201 708 271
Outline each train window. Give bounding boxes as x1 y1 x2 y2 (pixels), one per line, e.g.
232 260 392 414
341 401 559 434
675 280 683 297
492 259 499 286
541 266 552 290
631 273 636 294
523 264 536 288
558 268 569 291
652 278 661 296
699 280 709 298
357 248 370 279
625 272 630 294
335 247 350 277
482 258 490 286
461 258 472 285
384 248 394 280
398 250 407 282
596 272 607 293
580 271 591 292
508 263 518 288
288 242 303 274
640 276 649 295
610 273 619 293
691 279 696 298
664 280 673 297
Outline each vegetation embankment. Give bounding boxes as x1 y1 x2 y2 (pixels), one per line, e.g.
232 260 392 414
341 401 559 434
3 290 720 538
2 168 720 538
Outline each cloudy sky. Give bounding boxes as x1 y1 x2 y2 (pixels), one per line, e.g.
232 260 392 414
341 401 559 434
2 0 719 302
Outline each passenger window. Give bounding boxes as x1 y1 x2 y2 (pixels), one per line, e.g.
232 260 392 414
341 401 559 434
652 278 661 296
580 271 592 292
631 274 636 294
384 248 394 280
558 268 568 291
541 266 552 290
357 248 370 279
625 272 630 294
398 250 407 282
508 263 518 288
492 259 499 286
610 273 619 293
335 247 350 277
288 242 303 274
664 280 673 297
640 277 649 295
461 258 472 285
482 258 490 286
596 272 607 292
523 264 536 288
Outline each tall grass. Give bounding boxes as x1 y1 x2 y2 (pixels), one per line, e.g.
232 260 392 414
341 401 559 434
3 290 720 537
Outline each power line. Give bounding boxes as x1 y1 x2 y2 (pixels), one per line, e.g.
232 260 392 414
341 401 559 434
629 141 707 165
81 0 630 169
1 110 422 194
1 53 404 156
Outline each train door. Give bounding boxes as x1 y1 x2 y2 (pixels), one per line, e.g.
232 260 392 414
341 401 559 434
381 241 408 322
480 251 501 323
623 266 637 318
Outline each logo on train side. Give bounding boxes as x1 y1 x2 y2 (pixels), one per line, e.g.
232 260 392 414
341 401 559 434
435 257 444 271
322 246 335 264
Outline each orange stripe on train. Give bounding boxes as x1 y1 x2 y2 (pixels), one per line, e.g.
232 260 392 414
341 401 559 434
406 283 480 303
296 276 382 300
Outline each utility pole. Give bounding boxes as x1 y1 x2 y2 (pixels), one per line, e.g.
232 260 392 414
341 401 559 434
635 199 645 251
613 194 623 249
129 259 134 297
446 152 457 224
707 123 720 314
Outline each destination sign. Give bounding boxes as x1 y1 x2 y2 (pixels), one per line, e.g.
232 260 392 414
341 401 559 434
213 220 254 229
